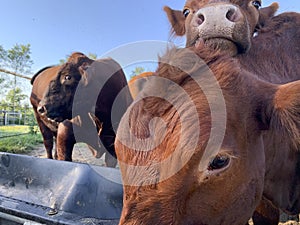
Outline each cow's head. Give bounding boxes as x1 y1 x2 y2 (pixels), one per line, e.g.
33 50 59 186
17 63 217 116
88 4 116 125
164 0 278 55
115 46 300 224
37 52 93 123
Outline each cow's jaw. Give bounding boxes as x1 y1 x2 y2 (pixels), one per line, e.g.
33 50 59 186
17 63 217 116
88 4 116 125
40 115 59 132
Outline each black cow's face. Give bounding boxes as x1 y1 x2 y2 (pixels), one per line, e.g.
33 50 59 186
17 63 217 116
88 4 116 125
37 63 82 123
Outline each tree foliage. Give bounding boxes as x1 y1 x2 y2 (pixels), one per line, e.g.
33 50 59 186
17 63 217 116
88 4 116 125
130 66 145 79
6 44 33 74
0 45 6 85
0 45 6 66
5 88 27 105
88 53 97 60
0 43 33 108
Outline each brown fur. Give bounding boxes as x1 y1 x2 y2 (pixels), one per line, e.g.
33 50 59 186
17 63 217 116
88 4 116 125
128 72 154 99
239 12 300 83
116 11 300 225
30 65 61 159
256 2 279 29
164 0 278 54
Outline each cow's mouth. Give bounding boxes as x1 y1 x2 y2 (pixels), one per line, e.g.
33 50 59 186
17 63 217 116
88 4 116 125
40 114 61 129
47 117 61 124
206 37 239 53
192 36 239 56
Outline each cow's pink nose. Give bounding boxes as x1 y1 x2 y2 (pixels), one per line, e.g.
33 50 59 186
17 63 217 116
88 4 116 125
194 4 243 28
196 14 205 26
226 7 243 22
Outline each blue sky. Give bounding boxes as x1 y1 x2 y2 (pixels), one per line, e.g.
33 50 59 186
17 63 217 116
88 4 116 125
0 0 299 78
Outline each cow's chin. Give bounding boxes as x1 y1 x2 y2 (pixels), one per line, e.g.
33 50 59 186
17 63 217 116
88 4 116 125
204 38 238 56
41 116 60 132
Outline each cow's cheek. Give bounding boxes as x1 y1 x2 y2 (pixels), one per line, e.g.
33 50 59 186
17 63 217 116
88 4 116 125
186 142 265 224
194 169 260 224
185 15 199 47
244 6 260 34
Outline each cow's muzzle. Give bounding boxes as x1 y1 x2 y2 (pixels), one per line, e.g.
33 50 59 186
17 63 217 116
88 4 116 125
37 104 63 125
190 3 250 54
37 105 47 115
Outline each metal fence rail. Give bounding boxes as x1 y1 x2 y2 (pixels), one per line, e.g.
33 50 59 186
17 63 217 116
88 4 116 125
0 110 21 125
0 107 35 126
0 68 34 126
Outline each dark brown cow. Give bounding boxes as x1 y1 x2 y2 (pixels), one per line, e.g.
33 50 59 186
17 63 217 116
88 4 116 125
30 65 61 159
30 52 132 167
115 4 300 225
31 63 107 163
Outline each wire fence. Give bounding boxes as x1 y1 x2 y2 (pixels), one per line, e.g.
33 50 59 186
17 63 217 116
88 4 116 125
0 68 35 126
0 107 35 126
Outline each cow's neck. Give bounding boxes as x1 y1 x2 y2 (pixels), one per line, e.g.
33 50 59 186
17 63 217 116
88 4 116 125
262 132 300 213
238 12 300 84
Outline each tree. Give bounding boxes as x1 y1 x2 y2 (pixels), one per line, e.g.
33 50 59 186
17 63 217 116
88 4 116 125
5 88 27 108
0 45 7 87
0 45 6 67
130 66 145 79
0 44 33 113
6 44 33 75
87 53 97 60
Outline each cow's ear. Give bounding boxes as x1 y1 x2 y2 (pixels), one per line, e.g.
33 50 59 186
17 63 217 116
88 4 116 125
79 62 91 86
164 6 186 36
257 2 279 29
68 52 93 66
269 80 300 149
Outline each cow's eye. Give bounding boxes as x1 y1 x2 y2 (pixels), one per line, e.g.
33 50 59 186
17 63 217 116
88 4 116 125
208 155 230 171
183 8 191 18
65 75 72 81
252 0 261 9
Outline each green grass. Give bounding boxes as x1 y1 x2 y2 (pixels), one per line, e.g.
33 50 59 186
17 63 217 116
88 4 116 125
0 125 43 154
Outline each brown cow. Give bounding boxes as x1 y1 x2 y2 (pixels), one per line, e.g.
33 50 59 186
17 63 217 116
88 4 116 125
164 2 300 223
30 65 61 159
30 62 108 163
164 1 278 56
128 72 154 99
115 4 300 225
31 65 104 161
30 52 132 167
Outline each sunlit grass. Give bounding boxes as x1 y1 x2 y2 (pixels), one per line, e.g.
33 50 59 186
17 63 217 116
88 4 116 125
0 125 43 154
0 125 30 136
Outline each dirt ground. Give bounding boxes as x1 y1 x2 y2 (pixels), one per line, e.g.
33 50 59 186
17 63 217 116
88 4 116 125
249 218 300 225
28 144 299 225
28 143 107 166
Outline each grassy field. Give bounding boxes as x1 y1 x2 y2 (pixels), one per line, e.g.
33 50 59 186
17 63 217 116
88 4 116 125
0 125 43 154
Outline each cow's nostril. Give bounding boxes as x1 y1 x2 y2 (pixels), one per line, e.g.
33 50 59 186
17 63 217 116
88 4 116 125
226 8 242 23
37 105 46 114
197 14 205 26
